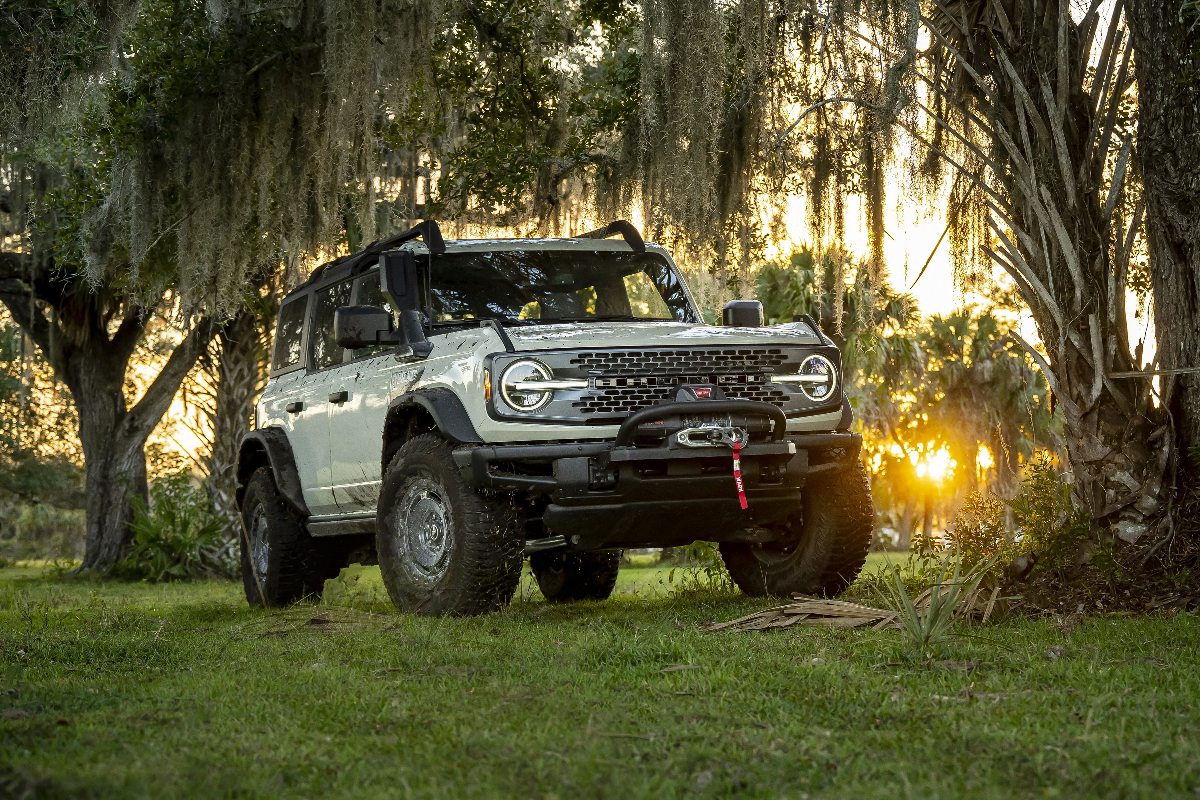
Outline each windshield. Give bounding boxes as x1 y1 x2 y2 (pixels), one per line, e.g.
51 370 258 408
422 249 699 324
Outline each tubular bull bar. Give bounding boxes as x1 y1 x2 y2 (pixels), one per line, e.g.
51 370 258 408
450 399 861 549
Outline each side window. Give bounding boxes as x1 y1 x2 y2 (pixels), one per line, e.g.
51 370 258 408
351 269 397 361
311 278 354 371
272 295 309 371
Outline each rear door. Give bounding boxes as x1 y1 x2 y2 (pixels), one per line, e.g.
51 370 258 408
290 276 355 516
327 268 401 513
260 291 333 514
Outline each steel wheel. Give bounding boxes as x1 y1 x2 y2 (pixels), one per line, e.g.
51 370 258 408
391 475 454 583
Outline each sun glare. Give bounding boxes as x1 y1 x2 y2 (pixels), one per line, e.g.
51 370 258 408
916 448 955 481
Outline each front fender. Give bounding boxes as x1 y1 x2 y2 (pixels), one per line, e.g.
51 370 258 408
387 388 483 444
237 427 309 516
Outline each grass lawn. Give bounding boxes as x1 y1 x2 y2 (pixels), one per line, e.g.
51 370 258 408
1 561 1198 799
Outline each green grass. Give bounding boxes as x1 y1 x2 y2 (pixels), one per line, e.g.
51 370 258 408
2 562 1198 799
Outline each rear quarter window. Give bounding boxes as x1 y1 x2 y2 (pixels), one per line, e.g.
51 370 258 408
273 295 309 371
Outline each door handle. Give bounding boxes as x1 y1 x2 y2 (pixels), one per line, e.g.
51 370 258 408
329 390 348 404
285 401 304 414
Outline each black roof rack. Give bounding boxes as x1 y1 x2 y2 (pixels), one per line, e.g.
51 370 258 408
294 220 446 292
578 220 646 253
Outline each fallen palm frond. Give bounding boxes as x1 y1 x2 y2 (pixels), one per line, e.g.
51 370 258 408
704 597 899 632
704 581 1003 634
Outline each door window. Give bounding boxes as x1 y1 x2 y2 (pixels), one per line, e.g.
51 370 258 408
311 279 354 371
350 269 398 361
272 295 309 371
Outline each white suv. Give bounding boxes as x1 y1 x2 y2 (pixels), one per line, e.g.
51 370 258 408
236 221 873 614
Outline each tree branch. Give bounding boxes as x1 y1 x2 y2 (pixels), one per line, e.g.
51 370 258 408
109 308 147 369
0 283 56 363
122 317 219 444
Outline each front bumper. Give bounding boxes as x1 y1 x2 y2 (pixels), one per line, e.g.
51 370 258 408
451 430 861 550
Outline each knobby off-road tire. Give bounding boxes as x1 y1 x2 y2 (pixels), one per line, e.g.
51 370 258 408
240 467 351 606
530 550 622 602
720 458 873 597
376 434 523 616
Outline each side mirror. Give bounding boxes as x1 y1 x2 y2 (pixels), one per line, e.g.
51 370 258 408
722 299 763 327
380 249 421 312
375 248 434 357
335 306 394 348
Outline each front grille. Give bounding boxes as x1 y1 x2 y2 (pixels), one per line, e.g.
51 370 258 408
573 385 674 415
569 348 789 375
572 372 790 416
723 384 791 404
489 344 834 423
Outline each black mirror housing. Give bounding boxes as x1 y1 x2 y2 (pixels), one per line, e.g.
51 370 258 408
722 299 764 327
380 249 422 312
335 306 395 348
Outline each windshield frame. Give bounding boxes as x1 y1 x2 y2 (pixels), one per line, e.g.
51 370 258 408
415 245 702 327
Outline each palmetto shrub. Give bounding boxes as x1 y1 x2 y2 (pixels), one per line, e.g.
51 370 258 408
119 473 237 582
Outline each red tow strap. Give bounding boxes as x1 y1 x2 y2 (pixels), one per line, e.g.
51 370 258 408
733 440 748 510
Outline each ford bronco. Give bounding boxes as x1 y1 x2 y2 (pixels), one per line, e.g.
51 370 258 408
236 220 873 615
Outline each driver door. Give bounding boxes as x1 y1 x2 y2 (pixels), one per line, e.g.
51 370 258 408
327 268 402 513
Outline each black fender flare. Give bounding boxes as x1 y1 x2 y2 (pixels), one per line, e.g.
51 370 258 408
837 392 854 431
386 388 483 445
237 427 310 516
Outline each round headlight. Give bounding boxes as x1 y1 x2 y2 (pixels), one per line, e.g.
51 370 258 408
798 354 838 401
500 360 553 411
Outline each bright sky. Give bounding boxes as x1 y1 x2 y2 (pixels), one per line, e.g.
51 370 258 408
768 187 995 318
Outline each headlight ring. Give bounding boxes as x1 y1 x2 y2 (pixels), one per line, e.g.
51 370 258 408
500 360 554 411
797 354 838 401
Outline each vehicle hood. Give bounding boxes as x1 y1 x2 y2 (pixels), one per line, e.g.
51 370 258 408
504 321 825 351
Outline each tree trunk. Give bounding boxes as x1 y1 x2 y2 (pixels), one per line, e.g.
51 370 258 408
921 493 933 544
207 310 269 536
65 315 218 572
0 258 218 573
925 0 1173 557
898 496 916 550
1126 0 1200 506
68 336 149 571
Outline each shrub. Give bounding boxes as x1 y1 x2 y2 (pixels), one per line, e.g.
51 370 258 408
119 473 237 582
1008 452 1090 579
882 549 990 657
946 491 1022 577
668 541 736 596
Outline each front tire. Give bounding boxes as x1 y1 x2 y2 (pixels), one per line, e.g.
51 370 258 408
530 550 621 602
720 458 873 597
239 467 348 606
376 434 522 615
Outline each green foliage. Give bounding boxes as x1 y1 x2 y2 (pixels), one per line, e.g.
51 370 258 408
1008 452 1091 580
0 499 84 561
944 451 1089 584
947 491 1022 576
0 318 84 509
119 473 235 582
882 550 990 657
322 564 392 613
666 541 736 597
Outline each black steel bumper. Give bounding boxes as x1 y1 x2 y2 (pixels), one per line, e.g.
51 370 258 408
451 430 861 550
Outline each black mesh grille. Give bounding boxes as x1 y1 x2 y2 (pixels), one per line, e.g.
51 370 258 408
569 348 789 375
723 384 791 404
559 346 807 419
573 386 675 416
